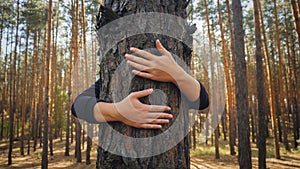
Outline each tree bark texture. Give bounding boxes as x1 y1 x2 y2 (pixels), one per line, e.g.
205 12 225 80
254 0 267 168
96 0 195 168
232 0 252 168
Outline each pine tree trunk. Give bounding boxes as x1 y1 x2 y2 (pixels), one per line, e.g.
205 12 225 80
273 0 290 152
225 0 236 155
290 28 299 148
291 0 300 44
8 0 20 165
96 1 193 168
21 24 30 156
1 27 9 141
232 0 252 168
32 32 38 151
217 0 230 144
204 0 219 159
42 0 52 168
254 0 267 168
258 0 280 158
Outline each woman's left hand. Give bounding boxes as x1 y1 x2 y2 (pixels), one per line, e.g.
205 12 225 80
125 39 184 83
125 39 201 102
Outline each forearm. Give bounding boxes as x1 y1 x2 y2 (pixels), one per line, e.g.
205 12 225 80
171 66 201 102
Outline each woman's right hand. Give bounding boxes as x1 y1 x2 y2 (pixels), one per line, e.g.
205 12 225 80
115 88 172 129
94 88 173 129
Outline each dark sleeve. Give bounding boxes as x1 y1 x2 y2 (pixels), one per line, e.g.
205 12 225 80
188 82 210 110
71 79 101 124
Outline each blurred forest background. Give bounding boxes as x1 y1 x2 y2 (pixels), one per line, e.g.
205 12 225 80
0 0 299 168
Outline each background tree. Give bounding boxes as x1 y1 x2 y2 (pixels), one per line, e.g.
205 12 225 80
253 0 268 168
232 0 252 168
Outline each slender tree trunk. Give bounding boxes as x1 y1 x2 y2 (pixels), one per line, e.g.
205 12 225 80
273 0 290 151
254 0 268 168
1 27 9 141
290 26 299 148
232 0 252 168
225 0 237 155
217 0 231 144
31 32 38 152
20 24 30 156
65 0 76 157
42 0 52 168
204 0 219 159
257 0 280 158
291 0 300 44
8 0 20 165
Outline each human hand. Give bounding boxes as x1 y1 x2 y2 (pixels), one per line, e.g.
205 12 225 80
114 88 173 129
125 39 185 84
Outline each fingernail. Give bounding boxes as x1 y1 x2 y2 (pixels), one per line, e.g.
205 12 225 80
130 47 137 51
147 88 153 93
157 39 160 43
167 107 171 111
158 125 162 128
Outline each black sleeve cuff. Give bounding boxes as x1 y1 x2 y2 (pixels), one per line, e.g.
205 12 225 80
188 82 209 110
72 96 99 124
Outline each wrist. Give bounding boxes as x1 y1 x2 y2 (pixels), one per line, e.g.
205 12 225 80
170 65 188 85
93 102 121 122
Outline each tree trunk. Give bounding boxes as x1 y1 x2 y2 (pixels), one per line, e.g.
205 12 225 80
8 0 20 165
232 0 252 168
42 0 52 168
21 24 30 156
1 26 9 141
291 0 300 44
273 0 290 151
217 0 230 144
257 0 280 158
225 0 237 155
31 32 38 152
96 1 194 168
254 0 267 168
290 25 299 148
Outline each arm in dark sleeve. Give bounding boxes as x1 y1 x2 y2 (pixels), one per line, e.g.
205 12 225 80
71 79 101 124
188 82 210 111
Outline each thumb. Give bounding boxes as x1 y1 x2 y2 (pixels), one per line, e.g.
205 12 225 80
156 39 170 56
132 88 153 98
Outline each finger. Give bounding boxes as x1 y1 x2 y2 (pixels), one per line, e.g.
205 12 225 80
156 39 170 56
132 70 154 79
132 88 153 98
127 60 148 71
147 112 173 119
147 105 171 112
125 54 150 66
130 47 155 60
139 124 162 129
149 119 170 124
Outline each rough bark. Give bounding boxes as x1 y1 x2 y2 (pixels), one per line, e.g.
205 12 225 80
42 0 52 168
254 0 267 168
96 0 194 168
232 0 252 168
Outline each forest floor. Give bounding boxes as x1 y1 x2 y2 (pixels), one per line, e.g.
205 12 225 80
0 137 299 169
